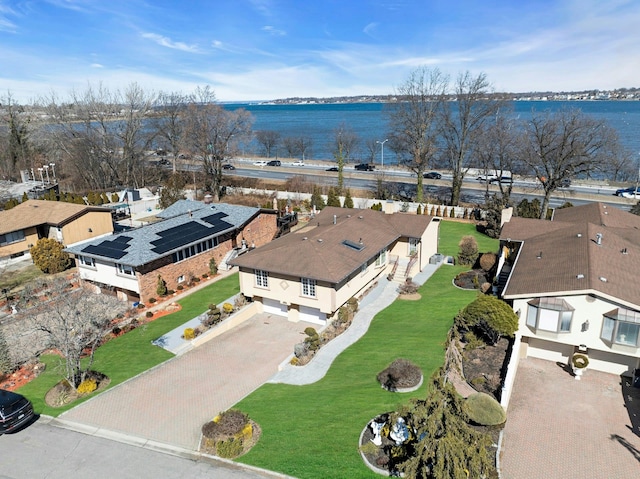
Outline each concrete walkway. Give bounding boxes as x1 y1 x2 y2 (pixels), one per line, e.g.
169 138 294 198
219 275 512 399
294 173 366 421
269 261 443 385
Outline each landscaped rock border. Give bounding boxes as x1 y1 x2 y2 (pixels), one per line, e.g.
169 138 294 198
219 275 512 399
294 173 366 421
381 373 423 393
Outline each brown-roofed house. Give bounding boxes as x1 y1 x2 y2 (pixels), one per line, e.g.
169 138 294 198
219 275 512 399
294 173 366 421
0 200 114 261
497 202 640 378
230 206 439 324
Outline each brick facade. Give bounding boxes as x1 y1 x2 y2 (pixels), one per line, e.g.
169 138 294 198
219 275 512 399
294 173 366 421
136 211 277 303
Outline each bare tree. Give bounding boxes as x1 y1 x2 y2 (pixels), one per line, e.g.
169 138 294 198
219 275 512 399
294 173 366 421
153 91 188 173
294 136 313 161
20 276 126 387
364 138 378 164
519 108 619 219
0 92 39 181
441 71 501 206
333 123 359 192
386 67 448 203
282 136 299 158
183 86 253 200
255 130 281 158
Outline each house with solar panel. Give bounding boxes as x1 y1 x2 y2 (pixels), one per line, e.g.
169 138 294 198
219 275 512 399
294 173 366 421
65 200 278 303
0 200 113 262
229 206 439 325
497 202 640 377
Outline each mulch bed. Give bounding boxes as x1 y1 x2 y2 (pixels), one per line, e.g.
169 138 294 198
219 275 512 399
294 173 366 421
199 421 262 458
461 337 511 401
454 269 490 290
44 371 111 408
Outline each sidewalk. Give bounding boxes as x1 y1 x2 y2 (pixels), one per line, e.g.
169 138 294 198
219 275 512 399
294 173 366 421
269 261 443 385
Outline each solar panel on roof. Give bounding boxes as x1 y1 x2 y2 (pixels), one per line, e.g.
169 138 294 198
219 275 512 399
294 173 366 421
112 235 133 244
151 221 215 254
81 235 133 259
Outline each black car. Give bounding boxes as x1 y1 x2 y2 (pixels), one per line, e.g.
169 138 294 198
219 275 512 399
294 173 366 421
222 163 236 170
423 171 442 179
354 163 375 171
0 390 35 434
326 166 339 172
267 160 281 166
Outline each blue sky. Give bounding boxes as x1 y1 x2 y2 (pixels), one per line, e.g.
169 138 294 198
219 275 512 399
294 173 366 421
1 0 639 103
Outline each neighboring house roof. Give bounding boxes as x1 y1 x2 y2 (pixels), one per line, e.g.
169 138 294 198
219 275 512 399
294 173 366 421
66 202 261 267
501 203 640 309
230 206 433 284
156 199 210 219
0 199 110 236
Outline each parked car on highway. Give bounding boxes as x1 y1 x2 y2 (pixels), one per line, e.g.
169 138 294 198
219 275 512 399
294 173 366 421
267 160 281 166
291 161 305 166
477 174 497 182
326 166 339 172
423 171 442 179
354 163 375 171
253 161 268 166
0 390 35 434
222 163 235 170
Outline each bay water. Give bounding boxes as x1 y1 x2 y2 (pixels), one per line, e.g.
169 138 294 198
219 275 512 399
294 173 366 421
226 101 640 165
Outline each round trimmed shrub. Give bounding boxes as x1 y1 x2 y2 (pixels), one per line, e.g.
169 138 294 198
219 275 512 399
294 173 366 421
77 378 97 395
464 392 506 426
377 358 422 390
222 303 234 314
145 311 153 318
183 328 195 340
201 409 253 458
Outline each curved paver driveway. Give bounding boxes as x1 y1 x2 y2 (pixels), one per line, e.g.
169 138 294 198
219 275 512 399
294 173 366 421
59 315 308 451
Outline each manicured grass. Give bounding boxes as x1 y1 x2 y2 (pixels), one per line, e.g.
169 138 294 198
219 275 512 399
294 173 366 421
235 221 498 478
438 220 499 258
18 273 240 416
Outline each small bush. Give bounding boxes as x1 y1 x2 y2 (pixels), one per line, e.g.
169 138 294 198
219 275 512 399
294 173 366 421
399 278 419 295
209 257 218 275
202 273 209 279
167 289 175 295
464 392 506 426
479 252 497 272
222 303 234 314
304 327 320 351
458 235 479 266
202 409 249 438
137 303 145 309
145 311 153 318
111 326 121 336
177 285 184 291
290 356 300 366
77 378 97 395
184 328 195 340
156 274 167 297
148 297 157 304
347 297 358 313
216 437 244 458
377 358 422 390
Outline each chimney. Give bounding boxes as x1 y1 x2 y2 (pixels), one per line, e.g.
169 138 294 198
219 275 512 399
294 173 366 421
595 233 602 245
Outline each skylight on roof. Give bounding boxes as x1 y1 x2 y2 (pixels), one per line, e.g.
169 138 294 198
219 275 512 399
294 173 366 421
342 239 364 251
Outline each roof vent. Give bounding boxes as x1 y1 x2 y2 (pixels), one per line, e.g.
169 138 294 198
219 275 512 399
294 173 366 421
595 233 602 245
358 215 363 219
576 233 582 238
537 251 543 259
317 239 323 243
302 237 308 241
599 276 607 282
576 274 584 279
333 215 337 225
347 214 351 218
622 248 628 254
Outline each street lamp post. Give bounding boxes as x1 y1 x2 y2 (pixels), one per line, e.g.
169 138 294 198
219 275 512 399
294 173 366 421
376 139 388 167
43 165 50 183
49 163 56 182
37 168 44 184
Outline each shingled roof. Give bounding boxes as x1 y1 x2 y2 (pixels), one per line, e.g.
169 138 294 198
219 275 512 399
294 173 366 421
230 206 433 284
66 202 260 267
0 199 110 236
501 203 640 309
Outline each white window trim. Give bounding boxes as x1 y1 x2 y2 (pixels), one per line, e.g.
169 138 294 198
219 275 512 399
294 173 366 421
116 263 135 277
301 277 317 298
375 249 387 268
526 300 573 334
78 255 96 269
601 316 640 347
255 269 269 288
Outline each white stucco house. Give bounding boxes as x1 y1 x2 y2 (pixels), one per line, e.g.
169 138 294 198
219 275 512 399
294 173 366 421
230 206 440 325
498 202 640 377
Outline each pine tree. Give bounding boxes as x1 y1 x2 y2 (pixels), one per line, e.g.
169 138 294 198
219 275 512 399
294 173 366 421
342 189 354 208
310 186 326 210
326 187 341 207
21 192 28 202
156 274 167 297
416 204 422 215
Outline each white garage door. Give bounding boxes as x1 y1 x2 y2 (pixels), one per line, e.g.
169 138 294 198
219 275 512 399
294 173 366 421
298 305 325 325
262 298 288 317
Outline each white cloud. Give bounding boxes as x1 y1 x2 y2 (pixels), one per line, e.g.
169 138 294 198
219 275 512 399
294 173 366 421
90 63 104 68
141 32 200 53
262 25 286 36
363 22 378 37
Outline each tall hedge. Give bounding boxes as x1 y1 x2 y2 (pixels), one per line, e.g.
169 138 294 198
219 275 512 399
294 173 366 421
461 294 518 344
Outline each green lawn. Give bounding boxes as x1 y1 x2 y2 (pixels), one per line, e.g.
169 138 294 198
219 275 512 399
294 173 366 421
18 273 240 416
235 221 499 479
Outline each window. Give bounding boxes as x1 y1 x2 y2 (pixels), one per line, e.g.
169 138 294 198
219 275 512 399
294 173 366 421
409 238 419 256
171 237 219 263
375 249 387 267
301 277 316 297
601 308 640 347
255 269 269 288
0 230 25 246
78 255 95 268
116 263 134 276
177 275 185 283
526 298 574 333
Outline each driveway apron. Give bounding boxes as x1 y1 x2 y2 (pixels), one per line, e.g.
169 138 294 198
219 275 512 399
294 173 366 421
500 357 640 479
59 315 308 451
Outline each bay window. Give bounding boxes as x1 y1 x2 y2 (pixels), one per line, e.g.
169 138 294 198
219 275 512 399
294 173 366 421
526 298 574 333
601 308 640 347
